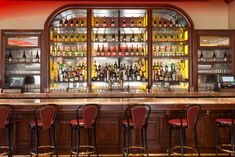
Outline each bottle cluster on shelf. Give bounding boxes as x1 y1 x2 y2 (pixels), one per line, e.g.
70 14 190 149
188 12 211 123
93 31 146 43
153 61 187 82
152 16 182 28
50 61 87 82
95 45 146 57
7 50 40 63
50 30 87 42
153 30 188 42
92 60 147 82
50 46 86 57
93 16 145 28
153 45 187 57
56 17 86 27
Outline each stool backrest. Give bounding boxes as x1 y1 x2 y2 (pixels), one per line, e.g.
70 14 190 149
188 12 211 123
127 105 151 129
185 105 201 129
0 105 14 129
34 104 57 129
76 104 100 128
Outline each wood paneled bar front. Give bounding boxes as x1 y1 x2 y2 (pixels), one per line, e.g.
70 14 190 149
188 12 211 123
0 93 235 156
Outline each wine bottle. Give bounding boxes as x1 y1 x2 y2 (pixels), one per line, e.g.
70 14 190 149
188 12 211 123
95 31 99 42
97 45 101 56
153 17 157 27
130 16 134 27
75 46 79 56
122 33 126 42
81 19 84 27
22 51 26 62
107 45 111 56
35 51 40 62
224 51 228 61
111 16 115 27
125 45 129 56
103 16 107 27
118 46 122 56
103 31 107 42
64 17 68 27
101 45 105 56
70 18 74 27
59 17 63 27
141 45 145 56
122 16 126 27
130 45 134 56
68 46 73 56
8 51 12 62
199 51 204 62
75 18 79 27
63 46 66 56
113 46 117 56
131 31 135 42
138 16 142 27
95 17 99 27
112 31 115 42
136 45 139 56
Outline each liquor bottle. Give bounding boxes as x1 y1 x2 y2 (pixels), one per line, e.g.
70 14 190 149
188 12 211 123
138 16 142 27
63 46 66 56
64 30 68 42
175 15 180 27
118 46 122 56
139 33 144 42
171 63 176 81
112 30 115 42
153 46 157 57
136 45 139 56
75 18 79 27
153 17 157 27
81 32 86 42
122 33 126 42
59 17 63 27
81 19 84 27
103 31 107 42
70 18 74 27
101 45 105 56
125 45 129 56
212 51 217 61
107 45 111 56
64 17 68 27
95 31 99 42
75 46 79 56
113 46 117 56
35 51 40 62
95 17 99 27
81 46 86 56
164 64 169 81
103 16 107 27
22 51 26 62
97 45 101 56
224 51 228 61
130 16 134 27
130 45 134 56
8 51 12 62
122 16 126 27
159 62 164 81
141 45 145 56
111 16 115 27
131 31 135 42
70 31 75 42
75 32 80 42
68 47 73 56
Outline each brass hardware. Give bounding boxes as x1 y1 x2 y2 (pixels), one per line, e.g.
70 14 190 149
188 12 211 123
71 145 96 155
30 145 55 155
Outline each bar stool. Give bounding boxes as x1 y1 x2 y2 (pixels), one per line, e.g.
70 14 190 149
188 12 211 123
215 109 235 156
122 104 151 157
69 104 100 157
168 104 201 157
29 104 58 156
0 105 14 157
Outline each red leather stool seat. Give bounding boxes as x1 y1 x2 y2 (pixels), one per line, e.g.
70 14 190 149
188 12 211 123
30 120 55 127
168 119 187 127
122 119 134 127
70 119 86 126
216 118 235 125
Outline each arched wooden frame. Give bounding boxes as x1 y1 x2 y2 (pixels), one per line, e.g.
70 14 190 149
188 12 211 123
43 3 194 93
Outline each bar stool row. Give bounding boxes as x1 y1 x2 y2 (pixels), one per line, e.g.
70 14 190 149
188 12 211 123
0 104 234 156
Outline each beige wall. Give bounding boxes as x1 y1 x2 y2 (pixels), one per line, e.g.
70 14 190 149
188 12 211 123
0 0 229 30
229 1 235 29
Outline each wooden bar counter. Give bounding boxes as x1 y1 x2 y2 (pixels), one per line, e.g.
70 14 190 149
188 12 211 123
0 92 235 155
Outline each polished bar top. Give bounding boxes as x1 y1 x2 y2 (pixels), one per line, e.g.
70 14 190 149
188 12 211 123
0 92 235 99
0 97 235 107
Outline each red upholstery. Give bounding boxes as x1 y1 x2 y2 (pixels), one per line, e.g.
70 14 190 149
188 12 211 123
30 120 54 127
70 119 86 126
187 105 200 128
216 118 235 125
83 106 97 128
122 119 134 126
39 106 56 129
0 106 9 129
168 119 187 127
131 106 146 129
